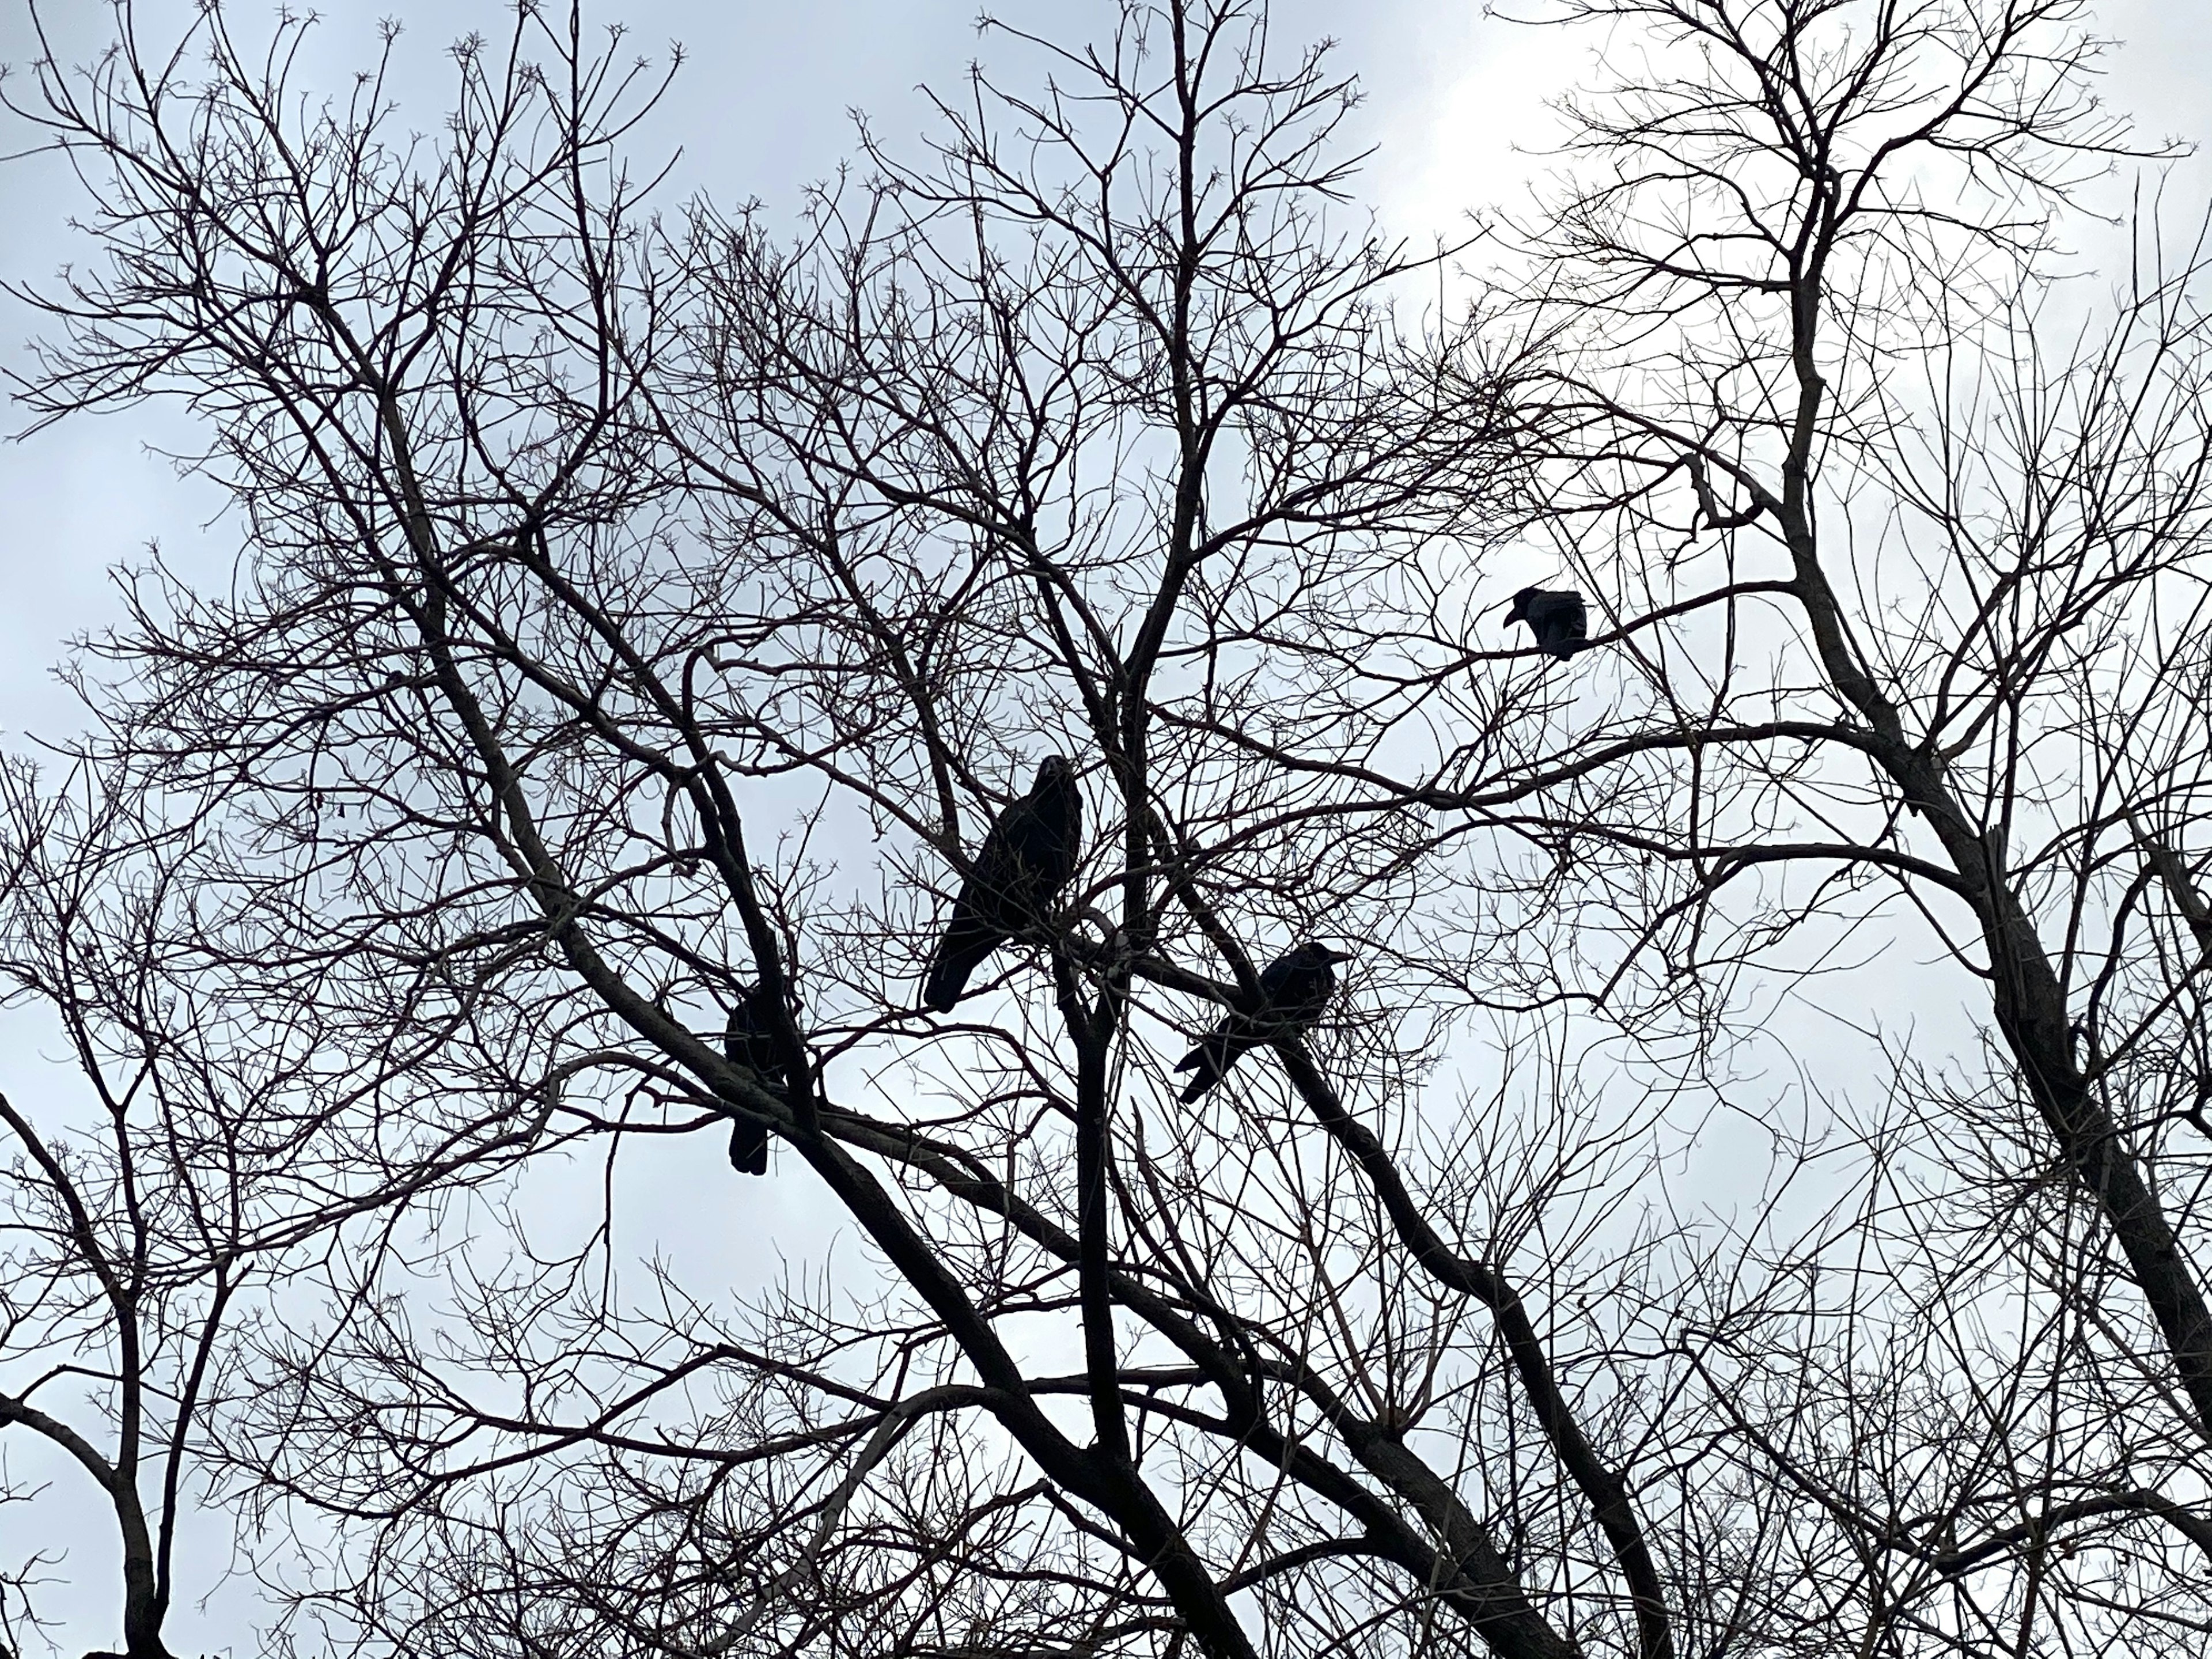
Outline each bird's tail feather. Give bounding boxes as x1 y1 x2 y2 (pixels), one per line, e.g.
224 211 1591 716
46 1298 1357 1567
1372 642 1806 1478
1176 1031 1251 1103
923 910 1006 1012
728 1116 770 1176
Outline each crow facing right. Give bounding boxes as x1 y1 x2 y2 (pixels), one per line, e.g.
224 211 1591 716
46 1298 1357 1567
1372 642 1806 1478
1176 942 1351 1103
922 757 1084 1011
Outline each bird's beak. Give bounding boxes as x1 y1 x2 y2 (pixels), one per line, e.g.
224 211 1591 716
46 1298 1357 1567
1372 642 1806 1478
1323 946 1354 963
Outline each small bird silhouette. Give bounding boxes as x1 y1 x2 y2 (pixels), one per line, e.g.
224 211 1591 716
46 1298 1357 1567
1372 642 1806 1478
1503 586 1589 660
724 982 790 1176
1176 942 1352 1103
922 756 1084 1011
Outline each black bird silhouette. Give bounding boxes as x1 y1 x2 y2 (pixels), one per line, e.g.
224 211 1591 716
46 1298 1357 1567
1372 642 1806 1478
1503 586 1589 660
923 756 1084 1012
1176 942 1352 1104
724 982 790 1176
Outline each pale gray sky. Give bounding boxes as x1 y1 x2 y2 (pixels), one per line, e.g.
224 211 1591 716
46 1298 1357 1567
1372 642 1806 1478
5 0 2203 737
0 1 2207 1653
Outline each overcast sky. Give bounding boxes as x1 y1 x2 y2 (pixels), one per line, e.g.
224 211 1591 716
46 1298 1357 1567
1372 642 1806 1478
1 1 2209 1652
4 0 2207 738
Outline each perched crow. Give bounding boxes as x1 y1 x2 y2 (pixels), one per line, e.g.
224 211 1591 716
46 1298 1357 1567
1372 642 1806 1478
922 756 1084 1012
724 982 789 1176
1176 942 1352 1104
1503 586 1589 660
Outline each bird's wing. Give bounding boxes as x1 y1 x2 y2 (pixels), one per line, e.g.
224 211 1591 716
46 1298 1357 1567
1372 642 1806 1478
923 898 1007 1010
725 995 771 1067
1016 778 1083 889
1037 772 1082 887
965 797 1041 912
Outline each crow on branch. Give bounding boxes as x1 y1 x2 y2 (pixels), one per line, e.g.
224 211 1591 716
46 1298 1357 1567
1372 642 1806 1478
1503 586 1589 660
1176 942 1351 1103
724 982 790 1176
922 756 1084 1011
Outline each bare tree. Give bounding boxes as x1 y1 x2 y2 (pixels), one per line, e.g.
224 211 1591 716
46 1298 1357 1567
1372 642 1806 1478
0 726 570 1658
0 767 233 1659
0 753 442 1658
1280 0 2212 1650
9 0 2212 1656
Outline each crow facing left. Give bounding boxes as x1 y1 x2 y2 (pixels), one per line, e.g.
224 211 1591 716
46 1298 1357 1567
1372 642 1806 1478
1503 585 1590 660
